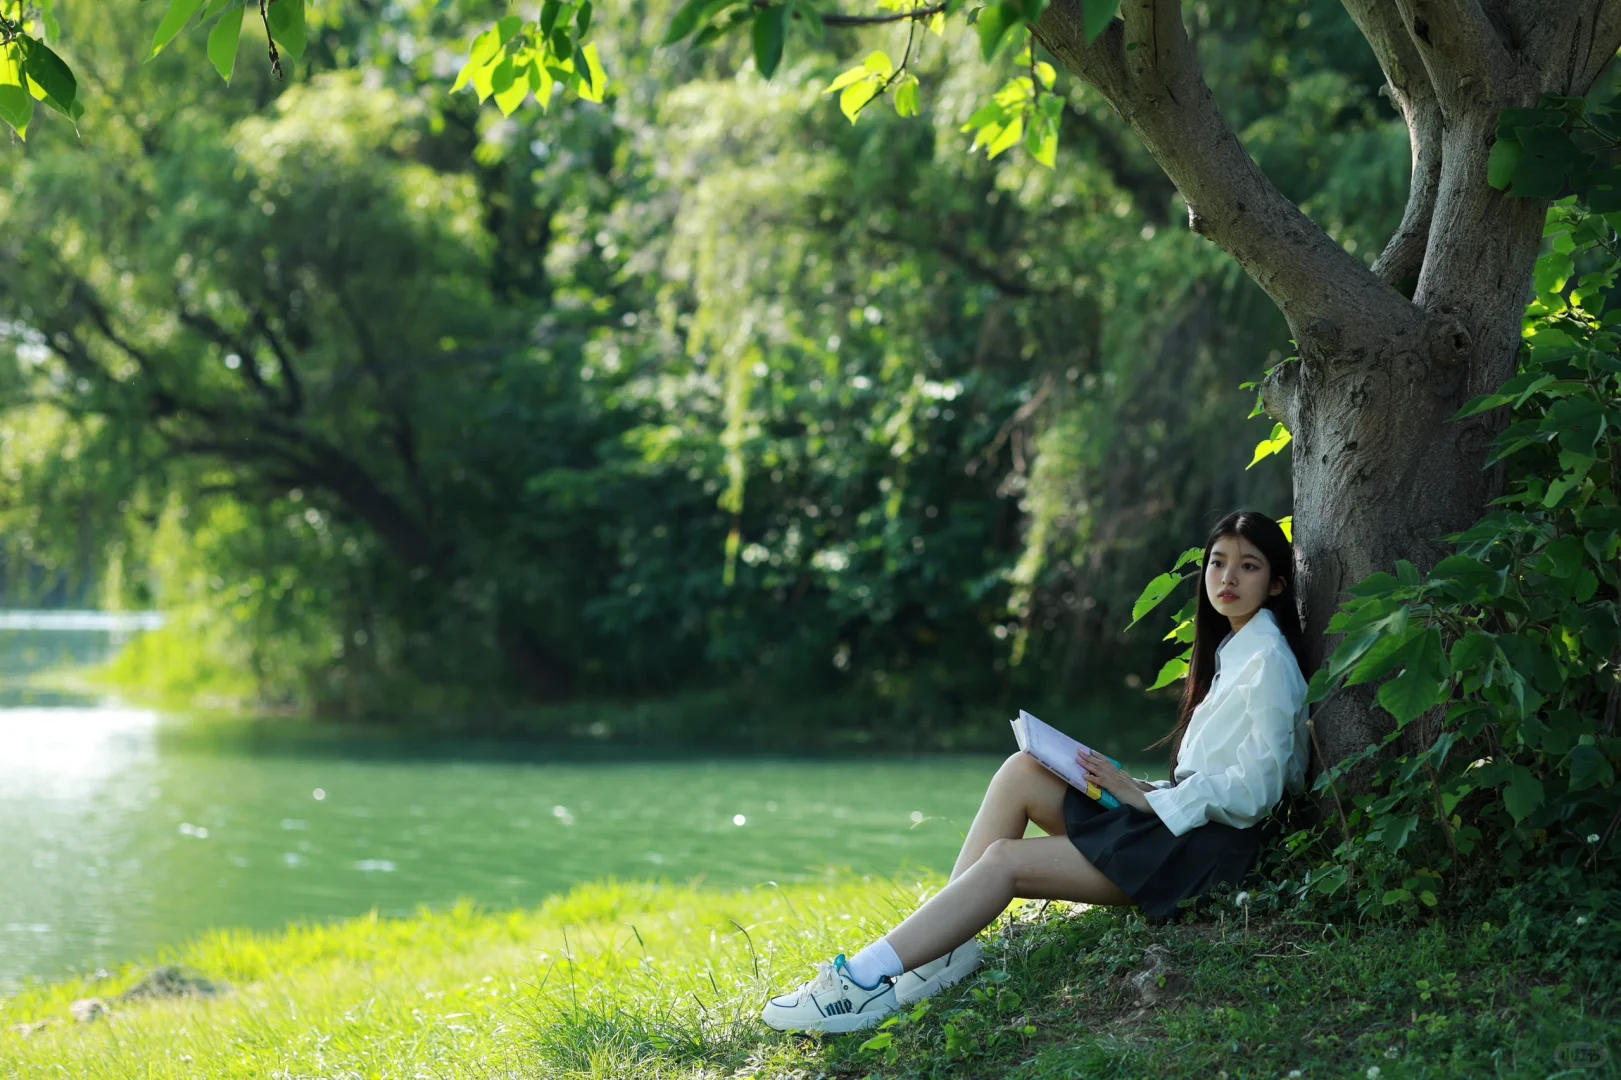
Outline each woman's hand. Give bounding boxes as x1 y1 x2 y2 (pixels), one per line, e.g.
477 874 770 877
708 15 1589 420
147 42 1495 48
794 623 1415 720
1076 747 1153 814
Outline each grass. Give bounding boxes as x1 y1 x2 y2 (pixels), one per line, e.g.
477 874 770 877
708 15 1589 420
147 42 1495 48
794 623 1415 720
2 872 1613 1080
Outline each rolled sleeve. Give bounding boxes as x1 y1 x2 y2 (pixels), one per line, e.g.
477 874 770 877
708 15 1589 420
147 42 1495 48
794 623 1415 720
1142 658 1295 838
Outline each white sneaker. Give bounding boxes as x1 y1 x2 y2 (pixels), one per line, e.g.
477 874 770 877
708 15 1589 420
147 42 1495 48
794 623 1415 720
760 954 899 1034
892 939 984 1006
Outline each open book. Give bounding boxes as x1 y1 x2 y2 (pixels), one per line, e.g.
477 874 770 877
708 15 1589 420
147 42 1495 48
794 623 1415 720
1011 709 1125 810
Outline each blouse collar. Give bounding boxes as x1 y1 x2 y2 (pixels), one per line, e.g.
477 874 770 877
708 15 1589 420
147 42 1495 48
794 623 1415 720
1216 604 1283 673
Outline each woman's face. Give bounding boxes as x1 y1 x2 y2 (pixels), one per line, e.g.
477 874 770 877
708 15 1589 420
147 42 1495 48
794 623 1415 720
1205 534 1282 618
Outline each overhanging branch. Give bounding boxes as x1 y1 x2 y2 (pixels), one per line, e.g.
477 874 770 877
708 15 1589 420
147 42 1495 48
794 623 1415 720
1033 0 1417 346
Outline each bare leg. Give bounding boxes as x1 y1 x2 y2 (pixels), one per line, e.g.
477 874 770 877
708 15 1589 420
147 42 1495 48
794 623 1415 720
949 753 1070 880
888 835 1135 971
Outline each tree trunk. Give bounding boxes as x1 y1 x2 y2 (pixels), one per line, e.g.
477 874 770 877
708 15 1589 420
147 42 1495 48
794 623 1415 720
1272 183 1545 787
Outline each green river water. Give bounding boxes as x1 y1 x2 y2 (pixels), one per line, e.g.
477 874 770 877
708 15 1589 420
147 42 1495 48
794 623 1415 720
0 623 1163 992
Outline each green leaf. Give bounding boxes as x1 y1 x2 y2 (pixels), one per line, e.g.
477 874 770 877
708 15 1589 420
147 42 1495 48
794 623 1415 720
977 3 1018 61
863 50 893 77
576 0 593 36
893 74 919 117
1345 626 1424 687
1246 422 1291 469
1147 653 1188 691
1304 666 1334 705
1510 156 1566 199
1428 554 1507 599
1450 391 1514 421
839 79 879 123
19 37 74 113
1326 624 1384 683
824 63 872 95
1081 0 1119 42
207 4 245 82
1502 764 1544 823
1486 136 1523 190
1449 631 1495 672
796 2 827 39
1567 745 1615 792
577 41 608 101
540 0 563 36
1346 571 1401 598
1171 546 1204 571
453 26 502 92
1538 534 1584 579
1382 813 1420 853
986 113 1023 159
1129 572 1180 627
37 0 61 43
1543 396 1606 456
494 59 529 114
495 14 525 43
1026 113 1057 168
485 54 515 98
0 45 34 140
150 0 208 58
266 0 307 62
751 5 786 80
530 61 556 110
859 1031 894 1054
664 0 727 44
1376 666 1449 725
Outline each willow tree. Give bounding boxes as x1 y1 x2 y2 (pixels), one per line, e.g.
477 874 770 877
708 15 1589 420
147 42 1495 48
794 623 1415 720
4 0 1618 783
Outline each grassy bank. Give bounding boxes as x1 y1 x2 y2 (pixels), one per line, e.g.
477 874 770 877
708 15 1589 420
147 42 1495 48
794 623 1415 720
3 873 1611 1079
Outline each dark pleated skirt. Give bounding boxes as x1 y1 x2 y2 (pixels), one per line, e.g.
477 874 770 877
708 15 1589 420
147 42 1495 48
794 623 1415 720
1062 784 1273 920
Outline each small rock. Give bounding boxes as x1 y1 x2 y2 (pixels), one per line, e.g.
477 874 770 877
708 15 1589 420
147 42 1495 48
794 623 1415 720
1124 943 1188 1009
116 965 225 1004
10 1018 53 1037
69 998 108 1024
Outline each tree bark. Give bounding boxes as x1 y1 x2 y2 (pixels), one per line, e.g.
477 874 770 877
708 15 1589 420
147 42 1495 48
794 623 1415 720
1036 0 1621 796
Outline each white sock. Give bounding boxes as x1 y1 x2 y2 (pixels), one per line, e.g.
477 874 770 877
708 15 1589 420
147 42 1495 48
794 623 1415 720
843 937 904 987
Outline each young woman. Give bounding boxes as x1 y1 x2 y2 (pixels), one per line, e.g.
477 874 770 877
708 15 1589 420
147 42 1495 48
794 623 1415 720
761 509 1311 1034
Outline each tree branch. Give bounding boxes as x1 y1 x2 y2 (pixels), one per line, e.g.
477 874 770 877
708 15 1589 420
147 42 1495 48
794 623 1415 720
1391 0 1513 117
249 306 304 415
177 303 284 409
1342 0 1444 289
757 0 947 27
1033 0 1418 351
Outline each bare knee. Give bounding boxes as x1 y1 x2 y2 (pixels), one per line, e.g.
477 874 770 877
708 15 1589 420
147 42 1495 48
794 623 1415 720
976 837 1021 887
996 751 1046 787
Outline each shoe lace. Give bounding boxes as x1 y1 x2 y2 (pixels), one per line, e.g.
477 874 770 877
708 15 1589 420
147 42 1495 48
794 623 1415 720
804 959 845 999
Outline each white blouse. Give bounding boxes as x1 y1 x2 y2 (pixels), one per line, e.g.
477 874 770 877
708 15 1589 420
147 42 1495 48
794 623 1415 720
1137 605 1310 838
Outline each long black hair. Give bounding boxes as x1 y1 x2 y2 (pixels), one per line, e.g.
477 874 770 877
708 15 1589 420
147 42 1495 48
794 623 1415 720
1144 510 1308 777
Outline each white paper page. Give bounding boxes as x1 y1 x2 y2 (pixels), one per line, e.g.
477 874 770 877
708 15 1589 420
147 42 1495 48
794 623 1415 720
1017 710 1090 790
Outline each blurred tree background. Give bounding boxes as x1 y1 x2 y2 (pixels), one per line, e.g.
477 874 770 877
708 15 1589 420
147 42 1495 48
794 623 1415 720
0 0 1410 743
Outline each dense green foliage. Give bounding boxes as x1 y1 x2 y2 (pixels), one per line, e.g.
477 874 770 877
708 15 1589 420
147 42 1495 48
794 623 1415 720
0 0 1412 724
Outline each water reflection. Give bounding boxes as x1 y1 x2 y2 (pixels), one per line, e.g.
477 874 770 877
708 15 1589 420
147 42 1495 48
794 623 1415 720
0 618 1165 992
0 704 1025 992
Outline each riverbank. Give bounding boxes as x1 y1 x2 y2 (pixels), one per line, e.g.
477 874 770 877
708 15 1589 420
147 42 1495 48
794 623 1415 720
2 874 1610 1079
59 628 1176 758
